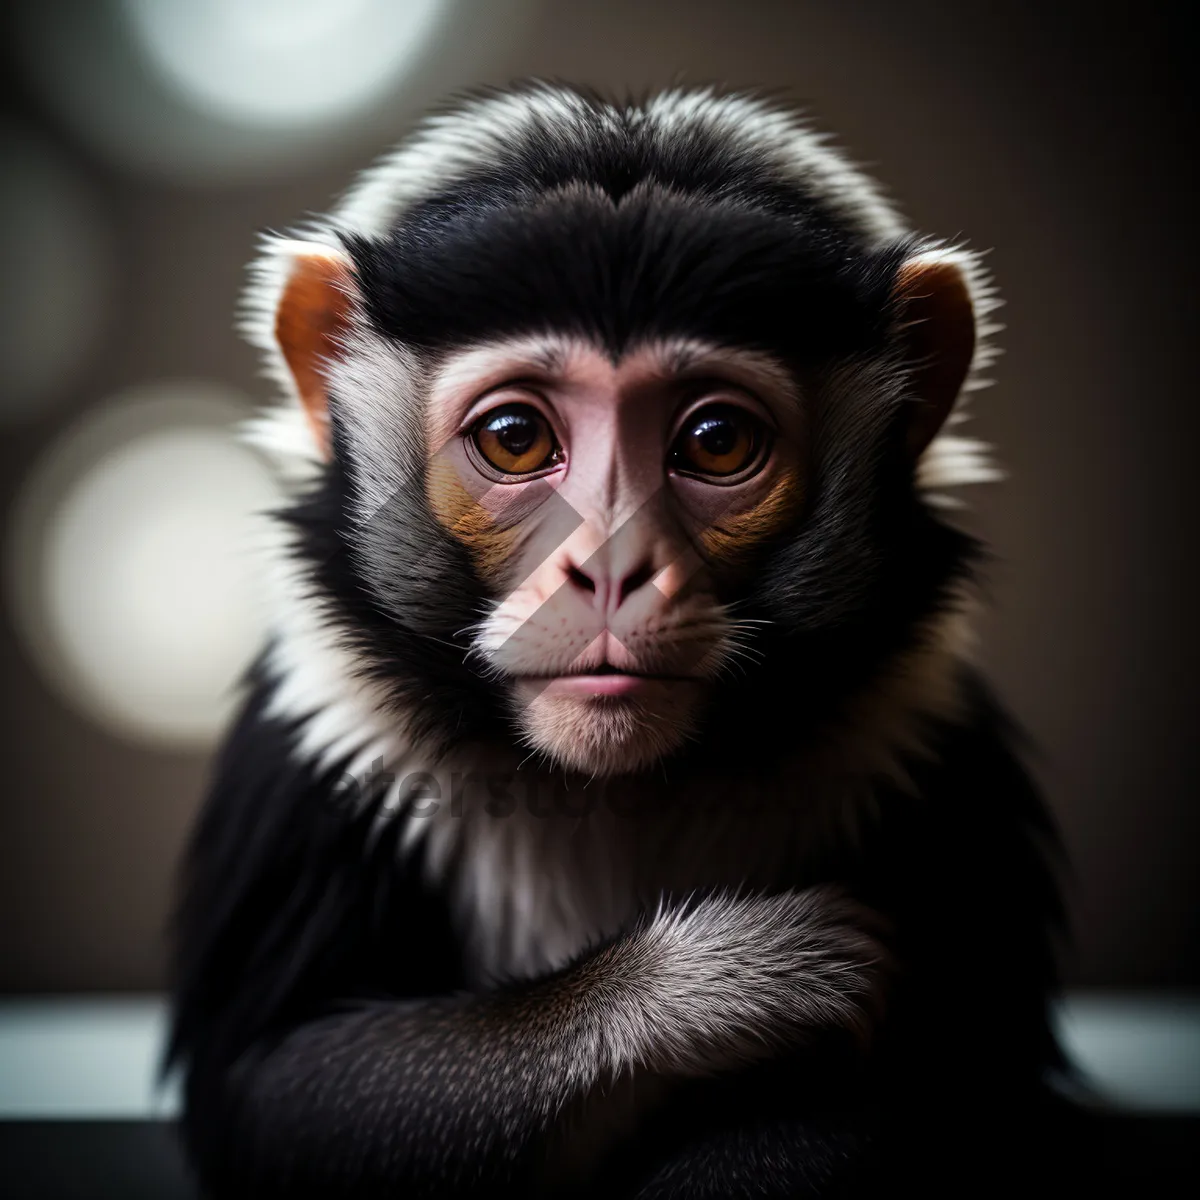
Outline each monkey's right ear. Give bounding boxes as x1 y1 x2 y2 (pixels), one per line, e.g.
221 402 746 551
272 243 357 460
892 250 978 459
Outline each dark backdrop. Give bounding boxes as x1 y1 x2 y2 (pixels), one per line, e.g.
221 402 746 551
0 0 1195 991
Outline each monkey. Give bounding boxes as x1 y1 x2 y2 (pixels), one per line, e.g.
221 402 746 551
167 83 1072 1198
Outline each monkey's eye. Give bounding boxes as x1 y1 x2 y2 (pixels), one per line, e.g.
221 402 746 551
470 404 562 477
669 404 769 481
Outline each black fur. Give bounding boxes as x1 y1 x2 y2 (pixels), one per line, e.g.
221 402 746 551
170 671 1066 1197
346 86 903 363
169 84 1069 1197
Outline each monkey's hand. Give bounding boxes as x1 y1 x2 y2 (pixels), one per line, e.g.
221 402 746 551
580 885 889 1081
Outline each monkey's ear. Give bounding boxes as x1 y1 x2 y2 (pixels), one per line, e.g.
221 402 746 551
893 250 977 457
273 243 357 460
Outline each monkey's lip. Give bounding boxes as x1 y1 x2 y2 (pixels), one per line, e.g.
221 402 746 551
521 669 700 698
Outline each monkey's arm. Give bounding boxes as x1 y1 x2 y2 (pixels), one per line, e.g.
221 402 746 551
186 892 879 1195
169 675 886 1197
605 685 1068 1199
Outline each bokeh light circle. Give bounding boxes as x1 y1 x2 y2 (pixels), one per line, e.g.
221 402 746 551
120 0 448 127
13 0 533 184
6 383 279 749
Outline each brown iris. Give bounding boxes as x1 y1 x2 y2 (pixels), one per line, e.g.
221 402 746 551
471 404 561 476
670 404 767 480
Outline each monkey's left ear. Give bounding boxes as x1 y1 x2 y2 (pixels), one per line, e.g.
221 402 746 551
892 250 977 457
272 243 358 460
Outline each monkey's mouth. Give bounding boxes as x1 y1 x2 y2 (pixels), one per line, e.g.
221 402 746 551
519 664 702 699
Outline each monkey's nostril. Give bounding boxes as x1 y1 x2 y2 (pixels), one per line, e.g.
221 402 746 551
619 562 656 605
567 563 597 594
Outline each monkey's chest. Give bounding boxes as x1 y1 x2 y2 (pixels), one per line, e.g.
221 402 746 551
440 803 820 984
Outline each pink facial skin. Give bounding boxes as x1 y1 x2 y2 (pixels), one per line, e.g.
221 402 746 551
424 335 805 771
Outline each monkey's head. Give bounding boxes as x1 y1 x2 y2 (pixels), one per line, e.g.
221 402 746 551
251 85 991 780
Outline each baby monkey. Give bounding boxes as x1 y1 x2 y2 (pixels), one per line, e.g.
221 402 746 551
169 83 1066 1197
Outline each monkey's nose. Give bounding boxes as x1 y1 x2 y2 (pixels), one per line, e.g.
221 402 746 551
564 556 658 616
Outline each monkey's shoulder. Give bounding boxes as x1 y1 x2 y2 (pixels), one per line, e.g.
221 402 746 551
169 662 464 1070
839 677 1065 1074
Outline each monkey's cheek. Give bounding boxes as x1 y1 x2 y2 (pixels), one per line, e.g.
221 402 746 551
511 682 705 775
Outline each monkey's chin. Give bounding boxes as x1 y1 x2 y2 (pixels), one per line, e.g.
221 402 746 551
512 680 703 777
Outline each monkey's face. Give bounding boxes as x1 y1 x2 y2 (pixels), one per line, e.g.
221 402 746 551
422 337 805 775
270 189 975 778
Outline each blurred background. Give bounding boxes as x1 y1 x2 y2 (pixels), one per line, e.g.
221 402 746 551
0 0 1196 1138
